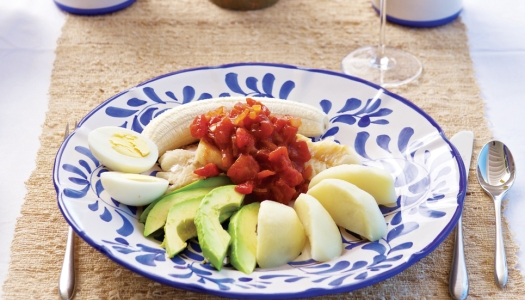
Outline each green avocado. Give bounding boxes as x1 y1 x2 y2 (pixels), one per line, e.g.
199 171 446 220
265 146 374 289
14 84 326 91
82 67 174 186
175 175 233 193
144 189 210 236
139 176 232 223
164 196 202 257
140 197 162 224
163 196 234 258
228 202 260 274
194 185 245 271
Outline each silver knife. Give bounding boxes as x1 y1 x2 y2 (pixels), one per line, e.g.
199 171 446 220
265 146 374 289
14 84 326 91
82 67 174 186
449 131 474 300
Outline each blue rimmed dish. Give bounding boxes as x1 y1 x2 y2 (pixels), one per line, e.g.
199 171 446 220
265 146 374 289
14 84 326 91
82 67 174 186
371 0 462 28
53 62 466 298
53 0 135 15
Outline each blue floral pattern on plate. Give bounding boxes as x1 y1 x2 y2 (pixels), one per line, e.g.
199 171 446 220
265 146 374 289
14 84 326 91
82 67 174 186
53 63 467 298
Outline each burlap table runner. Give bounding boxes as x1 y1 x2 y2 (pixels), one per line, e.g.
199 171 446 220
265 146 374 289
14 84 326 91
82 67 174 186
3 0 524 298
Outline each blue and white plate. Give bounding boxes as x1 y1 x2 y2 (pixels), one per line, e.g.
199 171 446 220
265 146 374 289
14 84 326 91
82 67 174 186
54 63 466 298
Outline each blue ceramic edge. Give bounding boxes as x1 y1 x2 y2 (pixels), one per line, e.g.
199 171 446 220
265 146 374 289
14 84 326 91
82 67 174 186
53 62 467 299
372 7 462 28
53 0 135 15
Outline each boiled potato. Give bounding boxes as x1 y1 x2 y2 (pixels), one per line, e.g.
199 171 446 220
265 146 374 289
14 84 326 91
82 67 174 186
307 178 387 241
256 201 306 269
309 164 397 205
294 193 342 262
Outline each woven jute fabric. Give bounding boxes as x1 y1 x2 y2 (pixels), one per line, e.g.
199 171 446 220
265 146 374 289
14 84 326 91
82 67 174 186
3 0 524 298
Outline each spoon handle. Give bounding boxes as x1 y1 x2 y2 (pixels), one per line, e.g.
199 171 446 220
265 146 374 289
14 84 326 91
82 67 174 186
494 197 508 288
450 215 469 299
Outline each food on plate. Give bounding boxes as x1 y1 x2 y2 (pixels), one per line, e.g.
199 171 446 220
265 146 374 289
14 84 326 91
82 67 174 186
87 96 396 272
194 185 245 271
155 145 202 192
152 97 360 204
100 171 168 206
295 134 361 178
143 176 233 236
143 188 213 236
141 96 330 156
307 178 387 242
164 197 203 258
228 202 260 274
293 193 342 262
139 176 232 223
88 126 158 173
191 132 362 181
256 200 306 269
156 133 361 194
174 175 233 192
309 164 397 205
189 97 314 205
195 139 228 171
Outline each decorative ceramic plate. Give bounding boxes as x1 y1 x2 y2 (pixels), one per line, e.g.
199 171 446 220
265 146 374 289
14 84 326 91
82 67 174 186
54 63 466 298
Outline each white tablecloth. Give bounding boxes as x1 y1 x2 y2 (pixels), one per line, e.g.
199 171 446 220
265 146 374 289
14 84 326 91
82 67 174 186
1 0 524 297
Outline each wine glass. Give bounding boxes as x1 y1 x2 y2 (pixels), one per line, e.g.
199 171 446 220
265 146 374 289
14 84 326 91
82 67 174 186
341 0 422 87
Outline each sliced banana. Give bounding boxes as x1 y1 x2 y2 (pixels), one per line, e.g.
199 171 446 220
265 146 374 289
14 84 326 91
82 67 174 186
142 96 329 156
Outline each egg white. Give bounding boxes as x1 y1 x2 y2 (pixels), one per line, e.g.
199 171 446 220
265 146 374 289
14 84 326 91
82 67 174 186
88 126 159 173
100 171 168 206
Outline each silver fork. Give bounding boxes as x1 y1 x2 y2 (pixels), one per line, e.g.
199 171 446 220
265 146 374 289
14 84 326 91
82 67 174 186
59 122 76 300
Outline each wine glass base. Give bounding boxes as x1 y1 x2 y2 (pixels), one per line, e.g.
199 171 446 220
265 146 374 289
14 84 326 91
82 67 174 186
341 46 422 88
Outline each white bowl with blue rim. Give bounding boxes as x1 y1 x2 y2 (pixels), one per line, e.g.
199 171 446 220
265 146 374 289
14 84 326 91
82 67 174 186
371 0 462 27
53 0 135 15
54 62 466 298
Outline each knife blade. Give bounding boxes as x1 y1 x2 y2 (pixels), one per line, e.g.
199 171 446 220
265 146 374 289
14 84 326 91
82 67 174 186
449 131 474 300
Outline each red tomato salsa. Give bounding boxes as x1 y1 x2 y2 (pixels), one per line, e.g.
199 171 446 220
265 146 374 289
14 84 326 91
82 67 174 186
190 98 312 204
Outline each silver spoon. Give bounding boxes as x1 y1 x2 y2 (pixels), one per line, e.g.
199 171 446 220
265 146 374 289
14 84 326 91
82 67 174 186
476 140 516 288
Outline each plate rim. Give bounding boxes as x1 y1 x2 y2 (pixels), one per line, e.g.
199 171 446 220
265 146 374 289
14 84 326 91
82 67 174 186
53 62 467 298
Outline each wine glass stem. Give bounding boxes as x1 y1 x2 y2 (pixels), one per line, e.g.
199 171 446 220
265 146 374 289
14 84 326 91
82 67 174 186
378 0 387 59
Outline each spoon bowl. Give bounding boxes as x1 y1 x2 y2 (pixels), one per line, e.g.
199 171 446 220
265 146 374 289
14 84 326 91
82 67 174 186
476 140 516 288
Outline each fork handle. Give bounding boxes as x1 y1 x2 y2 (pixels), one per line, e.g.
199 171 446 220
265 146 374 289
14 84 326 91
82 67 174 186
59 226 76 300
449 215 469 299
494 197 508 288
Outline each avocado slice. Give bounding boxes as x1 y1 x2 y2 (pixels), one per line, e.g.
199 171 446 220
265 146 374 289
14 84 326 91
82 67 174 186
163 196 235 258
144 188 212 236
139 176 232 223
140 198 162 224
161 196 233 258
228 202 260 274
164 196 202 257
194 185 245 271
176 175 233 193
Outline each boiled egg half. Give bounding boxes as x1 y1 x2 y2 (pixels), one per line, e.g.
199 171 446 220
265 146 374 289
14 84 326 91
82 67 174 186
88 126 158 173
100 171 168 206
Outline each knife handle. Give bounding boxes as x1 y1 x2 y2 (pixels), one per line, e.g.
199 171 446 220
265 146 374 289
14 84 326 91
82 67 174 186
449 215 469 300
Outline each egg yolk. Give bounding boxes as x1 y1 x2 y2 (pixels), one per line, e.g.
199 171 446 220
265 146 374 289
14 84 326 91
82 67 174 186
109 132 150 158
